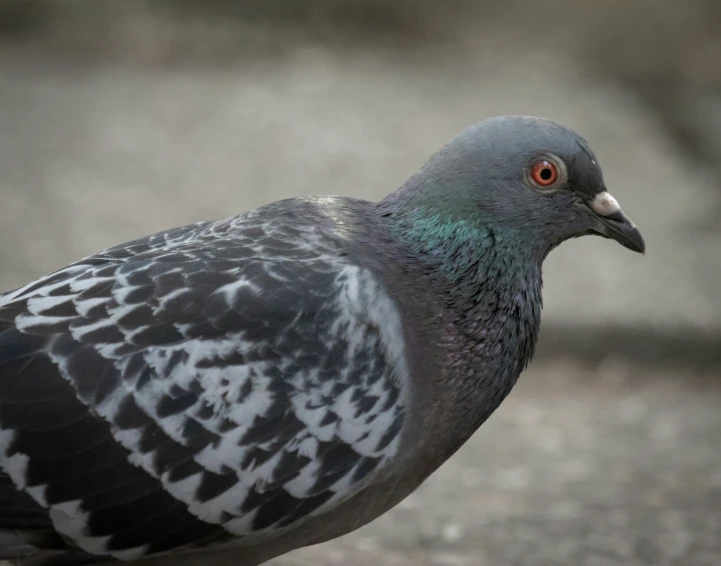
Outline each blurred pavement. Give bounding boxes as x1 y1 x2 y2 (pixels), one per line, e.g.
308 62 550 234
1 47 719 338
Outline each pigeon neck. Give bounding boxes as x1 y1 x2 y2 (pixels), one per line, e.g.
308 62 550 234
379 196 545 442
379 195 546 298
403 212 544 368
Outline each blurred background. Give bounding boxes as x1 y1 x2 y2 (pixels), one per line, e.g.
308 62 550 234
0 1 720 565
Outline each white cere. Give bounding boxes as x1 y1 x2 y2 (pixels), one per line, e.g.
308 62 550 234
590 192 621 217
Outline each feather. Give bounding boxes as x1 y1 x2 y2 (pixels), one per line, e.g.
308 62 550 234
0 199 409 562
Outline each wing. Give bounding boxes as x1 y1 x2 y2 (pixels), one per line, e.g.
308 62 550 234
0 202 409 562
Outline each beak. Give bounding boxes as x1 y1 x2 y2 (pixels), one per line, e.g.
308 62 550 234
587 192 645 254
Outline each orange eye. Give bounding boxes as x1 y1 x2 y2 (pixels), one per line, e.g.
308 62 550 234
530 160 558 187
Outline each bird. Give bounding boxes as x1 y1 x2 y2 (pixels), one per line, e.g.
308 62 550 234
0 116 644 566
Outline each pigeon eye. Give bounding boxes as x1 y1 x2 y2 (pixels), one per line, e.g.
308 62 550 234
529 159 559 187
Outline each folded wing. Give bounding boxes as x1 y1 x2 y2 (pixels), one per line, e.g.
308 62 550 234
0 204 408 562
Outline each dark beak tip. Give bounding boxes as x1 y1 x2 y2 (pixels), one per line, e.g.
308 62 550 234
594 208 645 255
623 225 645 255
624 234 646 255
637 238 646 256
611 225 645 255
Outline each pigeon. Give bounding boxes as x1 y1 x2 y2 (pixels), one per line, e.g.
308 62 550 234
0 116 644 566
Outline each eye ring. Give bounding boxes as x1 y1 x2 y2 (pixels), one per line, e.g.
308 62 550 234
527 155 566 189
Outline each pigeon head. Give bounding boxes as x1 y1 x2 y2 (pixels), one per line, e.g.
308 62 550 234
382 115 645 266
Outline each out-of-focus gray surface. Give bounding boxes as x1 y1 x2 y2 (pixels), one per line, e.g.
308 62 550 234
1 2 720 335
1 49 719 332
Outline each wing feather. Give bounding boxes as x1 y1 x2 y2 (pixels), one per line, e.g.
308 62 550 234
0 201 409 561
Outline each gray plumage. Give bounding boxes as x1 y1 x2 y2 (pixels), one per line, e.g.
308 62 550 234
0 116 644 566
